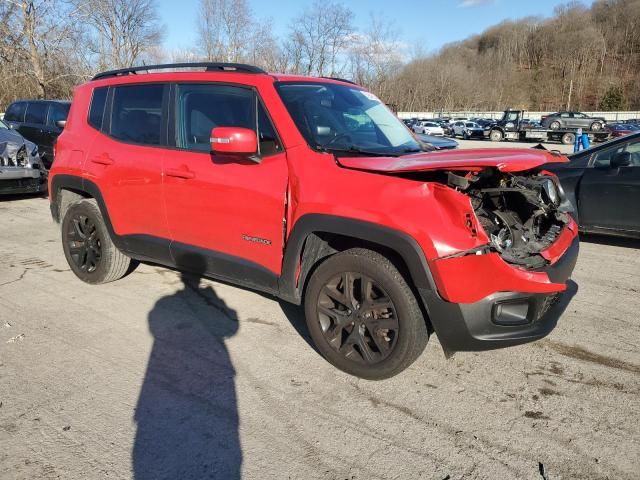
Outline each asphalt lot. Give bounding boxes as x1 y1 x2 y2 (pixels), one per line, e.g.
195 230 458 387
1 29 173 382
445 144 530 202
1 176 639 478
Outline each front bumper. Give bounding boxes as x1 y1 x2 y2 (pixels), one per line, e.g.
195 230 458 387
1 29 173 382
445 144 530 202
421 235 579 352
0 168 47 195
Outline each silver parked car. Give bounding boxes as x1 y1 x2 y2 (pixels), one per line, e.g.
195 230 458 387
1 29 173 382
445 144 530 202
451 121 484 139
0 119 47 195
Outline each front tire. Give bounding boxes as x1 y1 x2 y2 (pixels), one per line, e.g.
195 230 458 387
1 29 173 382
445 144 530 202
304 249 428 380
62 199 135 284
549 121 561 130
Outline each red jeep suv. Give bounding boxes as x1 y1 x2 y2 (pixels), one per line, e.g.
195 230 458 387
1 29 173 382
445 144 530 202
49 63 579 379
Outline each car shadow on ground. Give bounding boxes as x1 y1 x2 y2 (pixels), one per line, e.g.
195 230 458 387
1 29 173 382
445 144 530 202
580 233 640 249
132 255 242 480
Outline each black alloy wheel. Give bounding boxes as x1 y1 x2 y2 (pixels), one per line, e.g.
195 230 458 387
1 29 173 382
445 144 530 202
304 248 428 380
66 214 102 273
61 199 135 284
317 272 399 365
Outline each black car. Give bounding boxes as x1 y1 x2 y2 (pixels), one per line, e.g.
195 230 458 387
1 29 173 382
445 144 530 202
3 99 71 168
546 132 640 238
414 132 459 150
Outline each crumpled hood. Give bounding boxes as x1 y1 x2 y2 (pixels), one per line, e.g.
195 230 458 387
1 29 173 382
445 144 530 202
336 148 569 174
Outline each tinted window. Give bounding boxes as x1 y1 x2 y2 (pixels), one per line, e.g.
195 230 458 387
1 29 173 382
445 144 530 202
25 102 49 124
4 102 26 122
110 84 164 145
88 88 108 130
49 103 70 126
593 139 640 167
176 84 254 152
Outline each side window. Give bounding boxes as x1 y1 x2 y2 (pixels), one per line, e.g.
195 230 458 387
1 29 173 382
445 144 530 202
593 139 640 167
4 102 26 122
257 102 282 156
561 113 570 118
25 102 49 125
48 103 70 127
110 84 164 145
88 88 108 130
175 83 254 152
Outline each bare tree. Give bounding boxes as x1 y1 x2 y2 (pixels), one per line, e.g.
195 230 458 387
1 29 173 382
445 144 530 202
73 0 164 69
0 0 86 101
347 15 404 99
197 0 253 62
286 1 354 76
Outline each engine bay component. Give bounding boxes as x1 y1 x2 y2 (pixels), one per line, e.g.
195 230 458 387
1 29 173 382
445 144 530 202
447 168 570 269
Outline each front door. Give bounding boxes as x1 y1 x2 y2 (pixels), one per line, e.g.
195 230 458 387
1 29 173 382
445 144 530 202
163 83 288 290
579 138 640 232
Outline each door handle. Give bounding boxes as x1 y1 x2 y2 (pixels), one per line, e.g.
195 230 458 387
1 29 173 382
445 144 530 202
165 168 195 179
91 154 114 166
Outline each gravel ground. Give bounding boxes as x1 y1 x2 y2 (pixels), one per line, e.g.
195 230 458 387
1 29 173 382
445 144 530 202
1 190 639 479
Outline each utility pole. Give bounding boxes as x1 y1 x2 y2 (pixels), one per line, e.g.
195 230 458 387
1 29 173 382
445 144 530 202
566 79 573 111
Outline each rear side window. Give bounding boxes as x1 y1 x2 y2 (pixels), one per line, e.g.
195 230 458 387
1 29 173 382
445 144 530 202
4 102 26 122
25 102 49 124
110 84 164 145
49 103 70 126
88 88 108 130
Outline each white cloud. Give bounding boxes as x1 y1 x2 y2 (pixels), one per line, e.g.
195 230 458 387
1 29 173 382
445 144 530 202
458 0 496 7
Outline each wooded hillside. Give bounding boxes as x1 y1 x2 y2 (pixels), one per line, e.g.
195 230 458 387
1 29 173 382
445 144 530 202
387 0 640 112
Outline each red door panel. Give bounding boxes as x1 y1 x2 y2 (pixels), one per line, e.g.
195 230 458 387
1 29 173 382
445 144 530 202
85 135 168 240
163 151 288 274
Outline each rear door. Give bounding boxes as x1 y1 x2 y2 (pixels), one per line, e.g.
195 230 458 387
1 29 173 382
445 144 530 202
579 138 640 232
84 83 171 262
163 82 288 287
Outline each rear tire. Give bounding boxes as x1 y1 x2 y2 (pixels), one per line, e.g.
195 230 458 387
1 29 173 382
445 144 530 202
590 121 602 131
61 199 135 284
304 248 428 380
561 132 576 145
489 129 503 142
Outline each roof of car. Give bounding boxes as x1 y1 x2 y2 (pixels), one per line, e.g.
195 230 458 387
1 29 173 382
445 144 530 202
88 62 360 89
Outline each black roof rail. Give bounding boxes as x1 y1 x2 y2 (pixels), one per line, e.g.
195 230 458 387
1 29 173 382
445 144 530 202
320 76 358 85
92 62 267 81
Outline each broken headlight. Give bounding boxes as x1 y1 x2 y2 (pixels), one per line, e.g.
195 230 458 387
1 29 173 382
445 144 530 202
541 178 559 206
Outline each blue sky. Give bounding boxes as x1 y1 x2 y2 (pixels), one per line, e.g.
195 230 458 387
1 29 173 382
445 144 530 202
157 0 594 54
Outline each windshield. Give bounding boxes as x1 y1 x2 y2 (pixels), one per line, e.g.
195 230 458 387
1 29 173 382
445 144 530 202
276 82 420 156
0 119 8 130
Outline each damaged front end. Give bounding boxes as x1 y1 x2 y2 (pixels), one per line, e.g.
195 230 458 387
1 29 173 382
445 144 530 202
0 141 47 195
446 168 572 269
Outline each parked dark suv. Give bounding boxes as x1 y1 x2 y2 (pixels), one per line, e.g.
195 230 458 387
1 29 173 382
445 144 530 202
49 63 579 379
4 99 71 168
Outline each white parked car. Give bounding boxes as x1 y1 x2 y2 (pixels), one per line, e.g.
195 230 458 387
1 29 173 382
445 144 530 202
412 121 445 136
451 121 485 139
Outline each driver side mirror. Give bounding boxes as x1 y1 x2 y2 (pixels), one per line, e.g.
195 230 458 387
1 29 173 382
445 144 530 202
611 151 631 168
55 120 66 129
210 127 257 156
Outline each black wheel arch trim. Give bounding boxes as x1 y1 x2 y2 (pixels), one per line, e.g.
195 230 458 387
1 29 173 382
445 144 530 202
278 214 438 304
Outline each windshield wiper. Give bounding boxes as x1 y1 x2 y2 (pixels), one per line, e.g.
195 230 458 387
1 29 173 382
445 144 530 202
316 144 396 157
